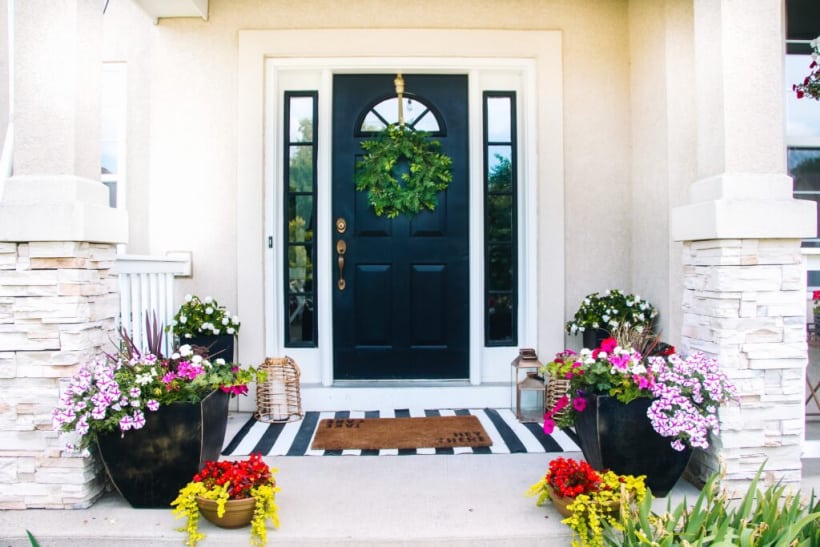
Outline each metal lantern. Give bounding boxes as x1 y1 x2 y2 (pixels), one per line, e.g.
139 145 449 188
255 356 303 423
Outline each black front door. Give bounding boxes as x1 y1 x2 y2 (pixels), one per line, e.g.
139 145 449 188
332 74 469 380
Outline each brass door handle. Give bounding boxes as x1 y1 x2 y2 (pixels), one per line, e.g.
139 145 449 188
336 239 347 291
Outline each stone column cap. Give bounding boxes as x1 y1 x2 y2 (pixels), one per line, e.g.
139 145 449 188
671 173 817 241
0 175 128 243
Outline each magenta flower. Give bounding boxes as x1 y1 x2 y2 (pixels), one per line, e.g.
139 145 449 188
572 397 587 412
543 417 556 435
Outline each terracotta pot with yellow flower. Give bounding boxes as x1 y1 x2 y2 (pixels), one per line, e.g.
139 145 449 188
171 453 280 547
526 457 646 547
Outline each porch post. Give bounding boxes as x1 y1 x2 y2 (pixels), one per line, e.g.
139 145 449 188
0 1 127 509
671 0 815 493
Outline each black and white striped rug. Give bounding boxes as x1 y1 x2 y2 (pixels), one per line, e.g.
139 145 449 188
222 408 580 456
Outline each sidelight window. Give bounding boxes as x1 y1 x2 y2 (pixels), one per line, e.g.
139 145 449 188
284 92 318 346
484 92 517 346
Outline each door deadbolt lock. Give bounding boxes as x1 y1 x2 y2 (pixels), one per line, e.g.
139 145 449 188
336 218 347 234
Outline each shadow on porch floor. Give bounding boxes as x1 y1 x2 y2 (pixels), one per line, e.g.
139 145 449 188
3 411 816 547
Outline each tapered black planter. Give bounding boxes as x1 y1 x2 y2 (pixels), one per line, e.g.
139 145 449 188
582 328 610 350
185 334 235 363
96 389 230 508
574 394 692 497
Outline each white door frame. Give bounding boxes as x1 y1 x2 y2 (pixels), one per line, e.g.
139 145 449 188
236 30 565 410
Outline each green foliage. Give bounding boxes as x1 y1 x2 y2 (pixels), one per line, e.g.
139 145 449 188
168 294 240 339
605 465 820 546
565 289 658 337
354 124 453 218
26 530 40 547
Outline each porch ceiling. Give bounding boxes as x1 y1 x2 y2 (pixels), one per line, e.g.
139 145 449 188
130 0 208 22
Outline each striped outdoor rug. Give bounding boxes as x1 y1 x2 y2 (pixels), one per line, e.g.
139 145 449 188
222 408 580 456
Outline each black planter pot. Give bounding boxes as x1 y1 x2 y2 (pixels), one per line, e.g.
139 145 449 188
96 389 230 508
581 328 610 350
184 334 235 363
573 394 692 497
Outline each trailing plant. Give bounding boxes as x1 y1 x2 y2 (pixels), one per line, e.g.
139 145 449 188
543 336 738 451
168 294 241 339
794 36 820 101
605 464 820 546
354 124 452 218
52 319 260 450
526 457 647 547
171 453 280 547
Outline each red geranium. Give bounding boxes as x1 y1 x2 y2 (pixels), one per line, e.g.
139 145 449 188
545 457 602 499
193 453 274 500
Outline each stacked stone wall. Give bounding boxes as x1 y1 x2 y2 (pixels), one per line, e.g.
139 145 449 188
681 239 806 494
0 241 118 509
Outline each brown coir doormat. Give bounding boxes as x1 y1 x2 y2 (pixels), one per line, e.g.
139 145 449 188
310 415 492 451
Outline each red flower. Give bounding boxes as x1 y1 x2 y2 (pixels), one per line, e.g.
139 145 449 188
193 453 274 500
546 457 601 498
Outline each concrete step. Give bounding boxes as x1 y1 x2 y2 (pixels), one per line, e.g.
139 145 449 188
1 453 582 546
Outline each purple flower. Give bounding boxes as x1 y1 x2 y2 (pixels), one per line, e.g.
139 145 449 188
147 399 159 412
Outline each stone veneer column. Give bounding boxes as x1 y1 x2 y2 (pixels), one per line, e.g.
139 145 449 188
0 1 127 509
0 240 120 509
671 0 816 493
678 239 809 491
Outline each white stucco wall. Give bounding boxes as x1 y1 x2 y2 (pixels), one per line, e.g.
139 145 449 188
101 0 638 359
627 0 695 345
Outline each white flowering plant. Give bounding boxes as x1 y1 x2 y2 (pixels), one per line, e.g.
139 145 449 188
565 289 658 337
793 35 820 101
168 294 241 339
52 326 259 450
546 337 738 452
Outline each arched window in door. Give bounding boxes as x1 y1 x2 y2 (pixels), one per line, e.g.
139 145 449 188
356 94 444 136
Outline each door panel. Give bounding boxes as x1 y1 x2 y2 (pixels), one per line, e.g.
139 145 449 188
332 74 469 380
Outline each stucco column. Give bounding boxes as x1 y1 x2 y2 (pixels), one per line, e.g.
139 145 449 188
0 1 127 509
671 0 815 493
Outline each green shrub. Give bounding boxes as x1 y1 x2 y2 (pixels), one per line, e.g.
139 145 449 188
604 465 820 546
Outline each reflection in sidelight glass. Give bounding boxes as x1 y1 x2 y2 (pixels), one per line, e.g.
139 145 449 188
284 92 318 346
484 92 517 345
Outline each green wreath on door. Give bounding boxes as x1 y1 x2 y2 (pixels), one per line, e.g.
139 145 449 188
354 124 453 219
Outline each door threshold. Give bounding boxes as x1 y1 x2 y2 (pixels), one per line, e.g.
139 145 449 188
332 379 472 388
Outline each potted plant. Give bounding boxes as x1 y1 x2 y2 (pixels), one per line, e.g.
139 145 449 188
793 35 820 101
565 289 658 348
812 290 820 337
548 336 738 496
526 456 646 547
168 294 241 362
172 453 280 547
52 320 262 507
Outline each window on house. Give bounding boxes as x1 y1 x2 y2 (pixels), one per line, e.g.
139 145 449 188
484 92 517 346
101 63 126 208
358 95 443 135
786 0 820 288
284 92 318 346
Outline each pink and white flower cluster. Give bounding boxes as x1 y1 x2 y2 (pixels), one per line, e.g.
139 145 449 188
52 343 257 450
646 352 738 451
542 337 738 451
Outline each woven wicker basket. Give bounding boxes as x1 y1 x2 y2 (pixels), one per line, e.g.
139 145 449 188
545 376 571 419
255 356 303 423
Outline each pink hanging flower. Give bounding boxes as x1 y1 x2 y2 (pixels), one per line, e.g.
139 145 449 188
572 397 587 412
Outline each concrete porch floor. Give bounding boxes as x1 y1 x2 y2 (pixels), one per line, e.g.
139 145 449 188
3 411 820 547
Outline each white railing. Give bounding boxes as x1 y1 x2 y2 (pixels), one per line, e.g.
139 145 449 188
114 253 191 356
